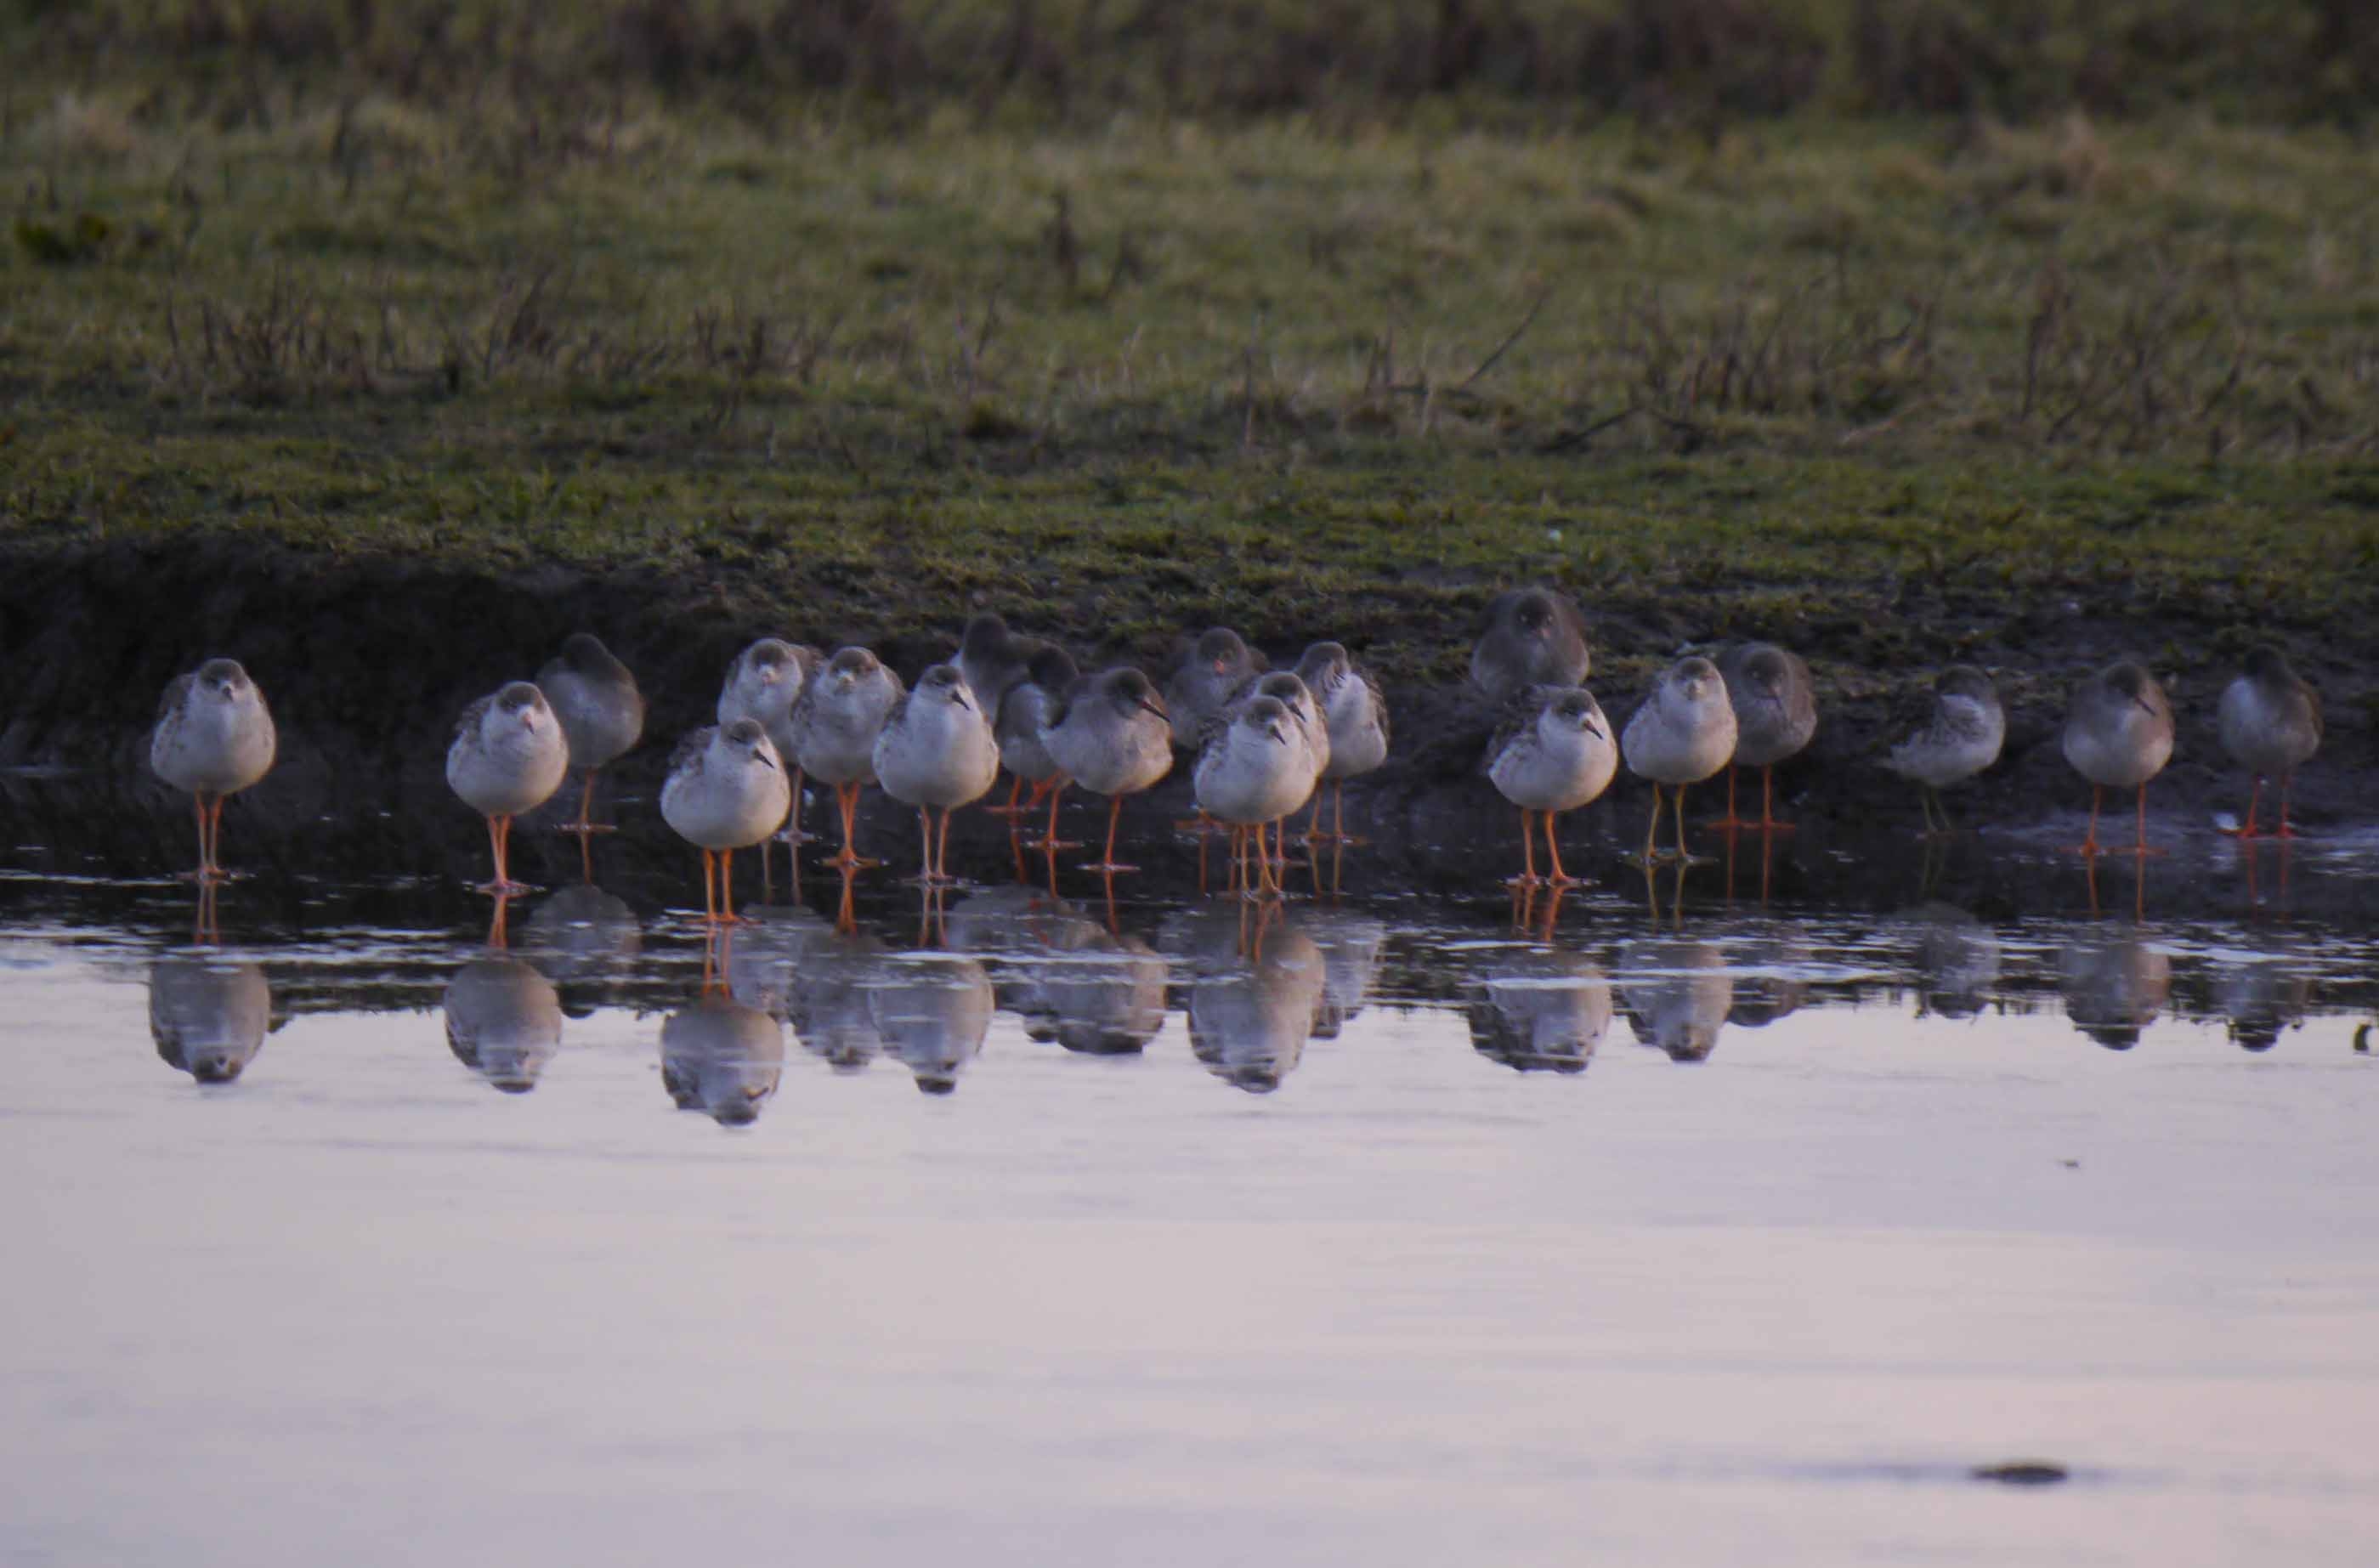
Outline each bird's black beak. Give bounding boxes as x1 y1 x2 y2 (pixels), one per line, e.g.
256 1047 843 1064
2133 695 2156 716
756 750 778 769
1584 715 1606 739
953 690 972 712
1266 727 1288 745
1137 698 1169 722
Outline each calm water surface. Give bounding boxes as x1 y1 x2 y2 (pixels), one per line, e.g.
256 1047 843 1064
4 821 2377 1566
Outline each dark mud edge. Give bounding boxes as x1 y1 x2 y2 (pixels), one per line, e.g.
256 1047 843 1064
3 537 2372 840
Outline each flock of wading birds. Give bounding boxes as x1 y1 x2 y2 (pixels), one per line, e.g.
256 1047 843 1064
143 587 2328 912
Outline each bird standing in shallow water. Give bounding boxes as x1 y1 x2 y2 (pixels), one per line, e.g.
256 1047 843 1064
992 646 1079 824
1293 642 1391 845
447 682 571 895
2063 659 2176 857
1487 686 1617 887
1043 666 1175 875
1470 587 1590 700
1713 642 1816 832
1194 696 1317 898
2217 646 2321 841
717 637 823 865
1622 657 1739 864
1883 665 2004 835
787 647 907 873
150 659 277 882
873 664 1001 886
538 633 645 833
660 718 792 925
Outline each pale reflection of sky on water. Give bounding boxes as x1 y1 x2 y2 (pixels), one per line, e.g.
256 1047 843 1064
3 856 2376 1567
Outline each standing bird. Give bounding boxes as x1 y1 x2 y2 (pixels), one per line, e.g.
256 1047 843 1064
1621 657 1739 864
1043 666 1175 874
718 637 823 862
956 613 1057 735
1470 587 1590 700
2217 646 2322 841
873 664 1001 886
537 633 646 833
447 682 571 895
786 646 908 872
1293 642 1390 844
1883 665 2005 835
992 646 1079 823
150 659 277 882
1164 627 1267 750
660 718 792 925
1713 642 1816 832
1487 686 1618 887
2063 660 2176 857
1194 696 1317 897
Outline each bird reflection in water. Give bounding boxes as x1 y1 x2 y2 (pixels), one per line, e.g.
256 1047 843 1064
441 898 564 1093
1468 943 1611 1075
2059 930 2172 1050
1303 906 1385 1041
970 887 1168 1056
786 914 891 1074
869 951 994 1095
148 882 275 1084
1902 903 2002 1020
660 992 786 1126
2218 948 2312 1053
1618 938 1733 1063
1181 903 1327 1093
1724 920 1811 1030
517 880 643 1017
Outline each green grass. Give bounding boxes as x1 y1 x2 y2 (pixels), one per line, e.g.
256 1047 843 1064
4 93 2378 682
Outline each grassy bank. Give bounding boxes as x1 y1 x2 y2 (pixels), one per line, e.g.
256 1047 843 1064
4 80 2379 699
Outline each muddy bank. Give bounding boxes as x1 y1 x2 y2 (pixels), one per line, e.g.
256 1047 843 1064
2 537 2373 859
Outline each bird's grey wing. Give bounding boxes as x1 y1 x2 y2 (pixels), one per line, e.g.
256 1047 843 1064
1482 690 1540 771
668 726 716 776
155 672 195 728
791 644 824 679
1194 710 1236 757
1362 671 1391 748
882 689 915 733
451 693 495 749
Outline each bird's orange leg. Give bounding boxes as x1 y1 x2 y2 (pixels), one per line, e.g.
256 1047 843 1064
2070 786 2104 857
2132 784 2166 858
987 774 1031 819
1708 766 1750 832
1082 795 1138 875
2278 772 2300 841
187 792 211 880
938 807 955 885
700 847 717 925
1545 810 1580 887
1510 807 1541 888
1758 767 1796 833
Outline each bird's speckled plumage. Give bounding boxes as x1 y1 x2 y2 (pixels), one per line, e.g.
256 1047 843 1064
446 682 570 818
660 718 791 850
717 638 823 761
787 646 907 788
2218 646 2322 779
1622 657 1738 786
874 665 1001 812
1293 642 1391 782
150 658 277 797
1884 665 2005 790
1488 686 1617 812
